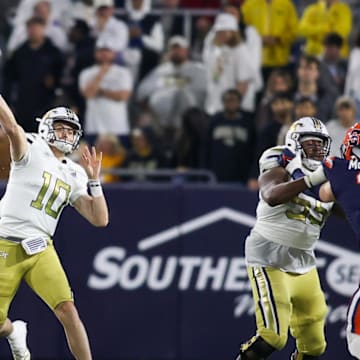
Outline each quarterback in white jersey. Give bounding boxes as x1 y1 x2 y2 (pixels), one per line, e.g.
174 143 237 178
0 96 108 360
235 117 337 360
0 133 88 239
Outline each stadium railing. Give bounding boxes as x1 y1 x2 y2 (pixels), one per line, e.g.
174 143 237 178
102 168 218 183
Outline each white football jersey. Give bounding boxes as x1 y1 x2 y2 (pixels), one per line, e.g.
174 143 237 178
0 134 88 238
251 146 333 251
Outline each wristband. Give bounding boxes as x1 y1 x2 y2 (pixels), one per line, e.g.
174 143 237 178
304 166 327 188
88 179 103 197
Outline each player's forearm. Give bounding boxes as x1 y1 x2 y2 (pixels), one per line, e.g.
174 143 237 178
81 73 105 99
88 195 109 227
262 179 308 206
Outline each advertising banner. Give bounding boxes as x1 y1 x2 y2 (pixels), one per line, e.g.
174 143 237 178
0 184 357 359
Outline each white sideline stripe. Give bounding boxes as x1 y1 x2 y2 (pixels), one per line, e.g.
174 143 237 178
316 239 358 258
138 208 255 251
138 207 360 260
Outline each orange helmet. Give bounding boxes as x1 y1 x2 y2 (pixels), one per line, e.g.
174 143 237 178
341 123 360 160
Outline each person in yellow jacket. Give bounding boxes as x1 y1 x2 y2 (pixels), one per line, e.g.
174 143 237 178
298 0 352 58
241 0 298 77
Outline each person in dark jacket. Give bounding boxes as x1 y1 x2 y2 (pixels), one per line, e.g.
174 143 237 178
176 107 209 170
205 89 256 183
2 16 64 132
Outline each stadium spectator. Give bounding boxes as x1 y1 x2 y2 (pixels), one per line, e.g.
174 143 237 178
124 127 166 181
122 0 164 81
9 0 72 33
92 0 129 57
320 32 348 93
7 0 68 53
203 3 263 108
327 96 357 157
241 0 298 81
137 35 206 144
79 36 133 144
298 0 352 59
62 19 95 120
205 89 256 183
175 107 209 170
2 16 64 132
223 3 262 90
293 54 338 122
247 92 294 190
345 27 360 118
95 133 127 183
294 96 317 120
255 69 293 130
204 13 258 115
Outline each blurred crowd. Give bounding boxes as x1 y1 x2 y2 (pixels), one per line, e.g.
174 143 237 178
0 0 359 189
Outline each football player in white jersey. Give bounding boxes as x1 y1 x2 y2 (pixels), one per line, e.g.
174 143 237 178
235 117 337 360
0 95 108 360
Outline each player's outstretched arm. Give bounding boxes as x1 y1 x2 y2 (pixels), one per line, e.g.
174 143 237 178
73 146 109 227
259 167 309 206
0 95 27 161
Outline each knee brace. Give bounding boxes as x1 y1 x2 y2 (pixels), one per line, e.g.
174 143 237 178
236 335 276 360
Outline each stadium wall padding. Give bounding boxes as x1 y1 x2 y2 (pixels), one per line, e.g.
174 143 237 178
0 183 357 360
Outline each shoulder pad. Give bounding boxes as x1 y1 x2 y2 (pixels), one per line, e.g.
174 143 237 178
259 146 287 174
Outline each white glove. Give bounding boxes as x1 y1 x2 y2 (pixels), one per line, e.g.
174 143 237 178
304 165 327 188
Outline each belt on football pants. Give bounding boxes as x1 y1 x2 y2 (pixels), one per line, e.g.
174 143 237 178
0 236 52 244
0 236 25 243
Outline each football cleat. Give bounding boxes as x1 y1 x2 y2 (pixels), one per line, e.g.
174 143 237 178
7 320 31 360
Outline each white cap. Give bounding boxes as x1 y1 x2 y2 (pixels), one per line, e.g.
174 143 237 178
96 36 116 51
168 35 189 48
213 13 238 32
94 0 114 8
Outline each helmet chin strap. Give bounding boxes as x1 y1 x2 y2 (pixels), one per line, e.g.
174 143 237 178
301 150 322 171
50 138 73 154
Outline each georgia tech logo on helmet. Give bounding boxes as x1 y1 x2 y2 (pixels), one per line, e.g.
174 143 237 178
42 110 52 120
289 121 304 132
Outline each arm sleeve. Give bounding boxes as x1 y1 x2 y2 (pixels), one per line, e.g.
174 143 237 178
235 46 255 82
298 6 328 38
330 4 352 38
277 1 299 45
258 146 286 174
